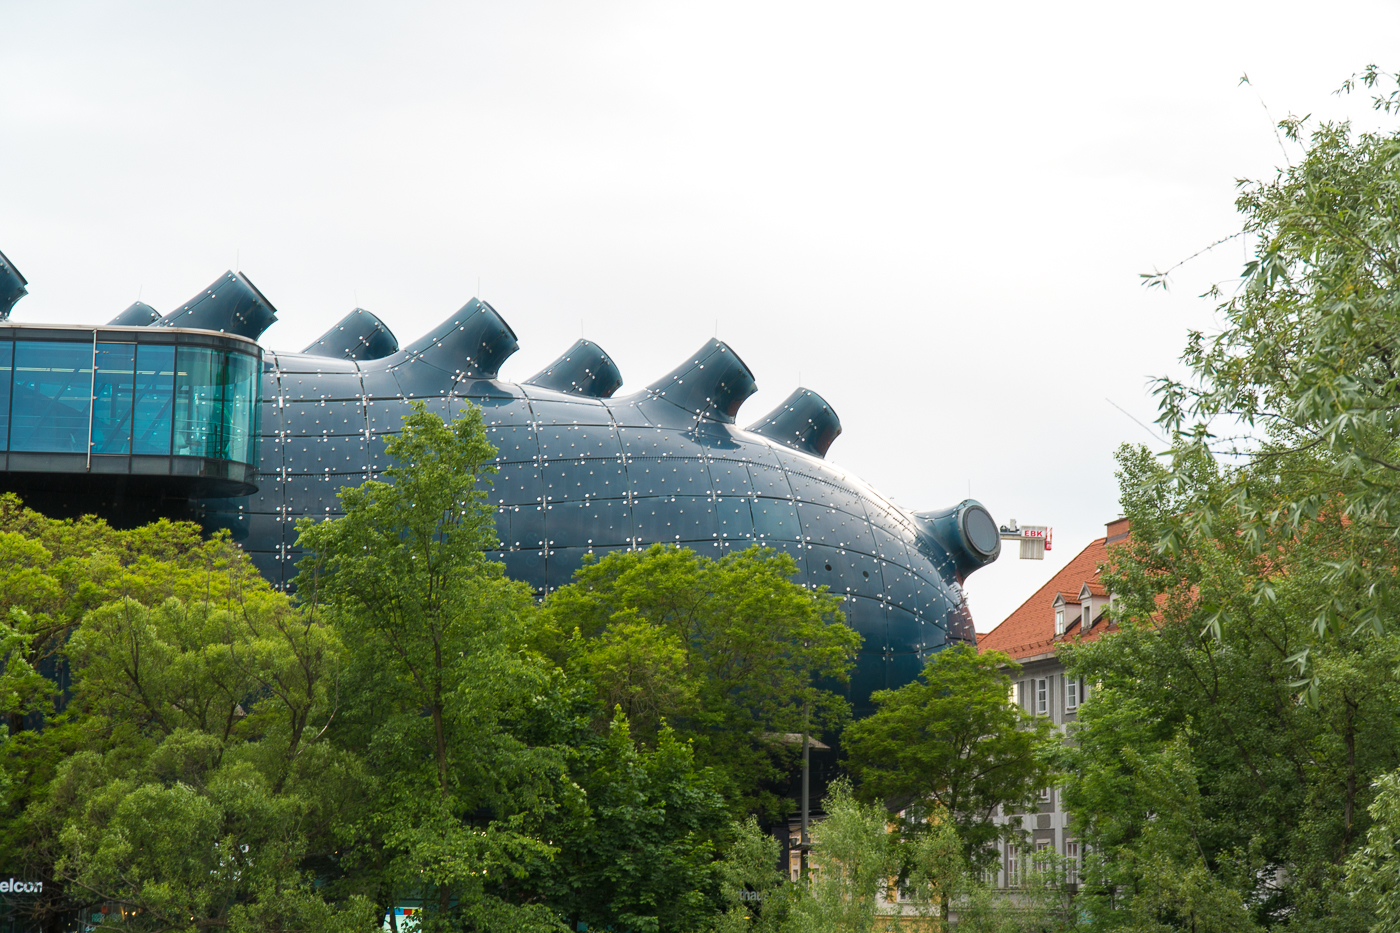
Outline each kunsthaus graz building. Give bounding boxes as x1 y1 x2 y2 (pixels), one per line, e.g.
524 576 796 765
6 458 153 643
0 244 1002 923
0 243 1000 754
0 247 1001 712
0 244 1005 704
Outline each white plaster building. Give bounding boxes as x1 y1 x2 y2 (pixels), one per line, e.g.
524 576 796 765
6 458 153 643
975 517 1130 888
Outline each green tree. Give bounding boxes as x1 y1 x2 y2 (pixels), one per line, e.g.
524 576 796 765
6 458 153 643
35 595 376 933
706 818 793 933
1087 66 1400 928
1343 770 1400 931
788 779 899 933
294 402 817 932
0 496 376 932
536 544 860 818
843 644 1055 877
516 713 730 933
1148 67 1400 660
295 401 564 931
1057 444 1400 931
707 780 972 933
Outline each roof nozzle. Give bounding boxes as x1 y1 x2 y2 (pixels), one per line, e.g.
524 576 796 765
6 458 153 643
0 249 28 320
155 271 278 340
745 387 841 458
645 338 756 423
387 298 519 379
526 339 623 398
303 308 399 361
108 301 161 327
914 499 1002 583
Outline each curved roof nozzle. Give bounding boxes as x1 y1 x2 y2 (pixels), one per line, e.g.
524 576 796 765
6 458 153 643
390 298 519 378
913 499 1002 584
745 387 841 458
526 339 623 398
645 338 756 423
0 249 28 321
108 301 161 327
155 271 278 340
303 308 399 361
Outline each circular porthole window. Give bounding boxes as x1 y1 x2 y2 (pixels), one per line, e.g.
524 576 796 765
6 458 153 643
961 505 1000 558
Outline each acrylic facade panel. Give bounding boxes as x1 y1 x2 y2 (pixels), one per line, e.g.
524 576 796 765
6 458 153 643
627 456 710 497
751 497 802 541
528 398 614 427
474 395 534 426
283 400 365 435
536 423 623 461
633 495 719 545
498 503 546 549
545 498 632 547
542 458 628 502
713 496 753 541
491 461 545 507
705 457 752 496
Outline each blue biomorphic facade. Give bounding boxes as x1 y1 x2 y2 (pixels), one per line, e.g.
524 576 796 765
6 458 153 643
0 252 1001 715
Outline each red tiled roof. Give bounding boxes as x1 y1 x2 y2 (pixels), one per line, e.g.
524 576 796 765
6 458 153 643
978 535 1113 660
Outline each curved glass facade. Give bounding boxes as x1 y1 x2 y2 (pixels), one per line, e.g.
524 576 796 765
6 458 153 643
0 327 261 495
195 300 995 718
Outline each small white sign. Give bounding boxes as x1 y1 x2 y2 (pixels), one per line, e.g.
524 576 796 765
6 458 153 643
0 878 42 894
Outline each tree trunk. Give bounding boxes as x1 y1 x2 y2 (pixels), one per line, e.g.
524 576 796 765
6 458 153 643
431 701 449 795
1342 702 1358 858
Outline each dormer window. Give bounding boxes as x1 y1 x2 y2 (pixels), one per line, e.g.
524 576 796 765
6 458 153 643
1055 608 1065 636
1083 604 1091 628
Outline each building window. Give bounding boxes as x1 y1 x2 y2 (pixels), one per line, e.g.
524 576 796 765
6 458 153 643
1037 678 1048 716
133 344 175 455
1039 785 1051 804
0 336 258 464
1054 608 1065 635
1066 840 1080 885
1083 603 1091 628
1006 843 1020 888
10 340 94 454
1066 677 1080 711
1034 841 1053 878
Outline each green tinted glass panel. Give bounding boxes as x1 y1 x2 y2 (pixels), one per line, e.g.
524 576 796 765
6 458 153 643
224 352 258 465
174 346 223 459
10 341 93 453
0 341 11 451
133 344 174 455
92 343 135 454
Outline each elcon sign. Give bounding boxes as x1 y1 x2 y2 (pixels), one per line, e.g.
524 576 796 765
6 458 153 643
0 878 43 894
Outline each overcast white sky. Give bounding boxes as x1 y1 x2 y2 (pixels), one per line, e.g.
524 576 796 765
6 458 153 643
3 1 1399 628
